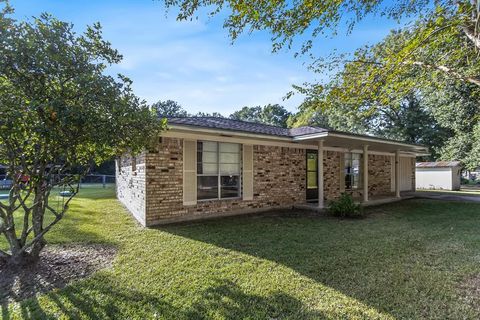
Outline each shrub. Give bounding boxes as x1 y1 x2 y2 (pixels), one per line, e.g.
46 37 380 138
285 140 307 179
327 193 364 218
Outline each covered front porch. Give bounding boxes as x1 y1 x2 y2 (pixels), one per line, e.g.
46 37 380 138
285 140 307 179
293 131 429 209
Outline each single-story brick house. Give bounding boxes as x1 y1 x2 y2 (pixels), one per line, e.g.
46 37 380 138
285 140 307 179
116 117 429 226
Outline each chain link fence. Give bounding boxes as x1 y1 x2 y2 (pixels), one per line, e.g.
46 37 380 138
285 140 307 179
0 174 116 190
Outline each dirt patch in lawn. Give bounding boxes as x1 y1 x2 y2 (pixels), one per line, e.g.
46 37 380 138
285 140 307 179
0 244 117 304
459 273 480 311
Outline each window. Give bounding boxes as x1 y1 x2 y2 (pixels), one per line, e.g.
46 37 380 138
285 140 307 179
306 152 317 189
197 141 241 200
345 153 361 190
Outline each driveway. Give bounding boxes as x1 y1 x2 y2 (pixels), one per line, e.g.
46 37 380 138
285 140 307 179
413 191 480 203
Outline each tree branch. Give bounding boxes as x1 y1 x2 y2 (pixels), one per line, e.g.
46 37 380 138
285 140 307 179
411 61 480 87
461 25 480 50
17 186 78 256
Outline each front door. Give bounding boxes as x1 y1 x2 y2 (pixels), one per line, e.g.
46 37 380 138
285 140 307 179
306 150 318 202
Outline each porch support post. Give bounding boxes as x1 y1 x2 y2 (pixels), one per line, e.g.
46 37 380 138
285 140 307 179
318 140 324 208
395 150 401 198
363 145 369 203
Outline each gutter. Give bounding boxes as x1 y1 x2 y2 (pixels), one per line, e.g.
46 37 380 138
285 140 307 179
293 131 428 151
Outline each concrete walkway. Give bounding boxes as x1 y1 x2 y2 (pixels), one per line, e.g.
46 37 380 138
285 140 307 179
412 191 480 203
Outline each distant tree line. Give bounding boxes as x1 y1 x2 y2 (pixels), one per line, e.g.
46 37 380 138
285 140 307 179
152 100 292 128
153 86 479 168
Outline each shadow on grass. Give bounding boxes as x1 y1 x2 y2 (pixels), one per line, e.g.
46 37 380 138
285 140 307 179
158 199 480 318
2 275 329 319
69 186 116 200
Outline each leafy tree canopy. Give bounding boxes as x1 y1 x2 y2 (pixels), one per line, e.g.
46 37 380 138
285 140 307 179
163 0 480 169
194 111 225 118
230 104 291 127
0 4 163 264
163 0 430 52
290 27 479 168
153 100 188 117
155 100 291 127
163 0 480 91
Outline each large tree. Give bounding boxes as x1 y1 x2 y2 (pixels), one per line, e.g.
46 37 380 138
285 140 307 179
0 5 163 265
290 30 479 165
163 0 480 89
421 83 480 169
163 0 480 168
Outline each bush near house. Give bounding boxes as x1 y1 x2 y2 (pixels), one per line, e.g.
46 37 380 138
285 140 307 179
327 193 364 218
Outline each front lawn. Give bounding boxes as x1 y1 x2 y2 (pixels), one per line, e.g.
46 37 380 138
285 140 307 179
2 187 480 319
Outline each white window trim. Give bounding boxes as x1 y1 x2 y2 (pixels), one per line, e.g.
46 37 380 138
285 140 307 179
197 141 242 201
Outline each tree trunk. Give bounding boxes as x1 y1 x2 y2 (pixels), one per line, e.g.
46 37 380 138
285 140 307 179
6 251 37 266
3 208 22 258
29 188 46 261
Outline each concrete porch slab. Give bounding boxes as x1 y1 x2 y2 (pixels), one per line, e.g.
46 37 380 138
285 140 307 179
295 194 415 212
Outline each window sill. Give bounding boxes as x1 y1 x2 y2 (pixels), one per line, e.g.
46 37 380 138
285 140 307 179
197 197 242 203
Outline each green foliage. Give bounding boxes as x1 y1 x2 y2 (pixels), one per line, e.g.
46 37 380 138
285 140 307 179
162 0 430 53
153 100 291 127
194 111 225 118
3 187 480 318
162 0 480 173
152 100 188 117
0 4 163 262
291 26 479 166
230 104 291 127
461 177 470 184
327 193 364 218
230 106 262 123
163 0 480 91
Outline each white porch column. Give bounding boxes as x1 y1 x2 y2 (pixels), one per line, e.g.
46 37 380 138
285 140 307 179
318 140 324 208
395 150 401 198
363 145 369 202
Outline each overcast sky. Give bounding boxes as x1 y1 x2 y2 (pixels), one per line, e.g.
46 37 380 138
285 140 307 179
10 0 403 115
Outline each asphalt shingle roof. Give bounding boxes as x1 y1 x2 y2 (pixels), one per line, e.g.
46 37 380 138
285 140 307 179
166 117 328 137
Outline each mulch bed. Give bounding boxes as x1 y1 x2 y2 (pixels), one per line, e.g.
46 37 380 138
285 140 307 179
459 273 480 312
0 244 117 304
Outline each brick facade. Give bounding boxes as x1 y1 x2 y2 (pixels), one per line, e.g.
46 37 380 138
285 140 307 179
116 137 415 226
142 138 306 225
323 151 342 200
368 154 394 197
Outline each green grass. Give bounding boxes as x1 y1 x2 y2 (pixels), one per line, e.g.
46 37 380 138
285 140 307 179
2 187 480 319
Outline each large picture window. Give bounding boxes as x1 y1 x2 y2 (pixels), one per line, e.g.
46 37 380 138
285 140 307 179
345 152 361 190
197 141 241 200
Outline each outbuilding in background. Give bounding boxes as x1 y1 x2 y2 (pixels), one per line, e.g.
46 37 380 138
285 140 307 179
416 161 462 191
